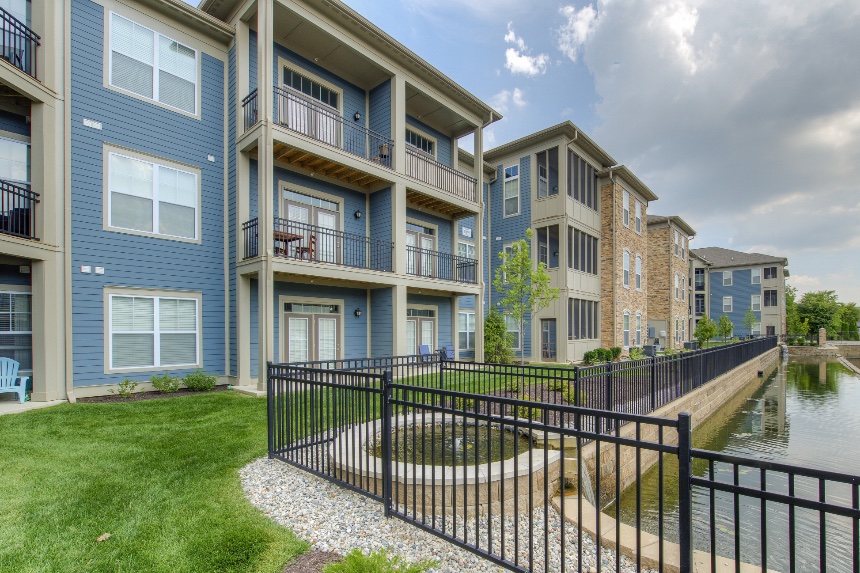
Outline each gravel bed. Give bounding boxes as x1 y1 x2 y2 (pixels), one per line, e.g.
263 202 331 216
241 457 654 573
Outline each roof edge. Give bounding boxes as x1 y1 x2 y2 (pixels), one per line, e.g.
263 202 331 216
599 165 659 202
647 214 696 237
484 121 616 168
147 0 234 43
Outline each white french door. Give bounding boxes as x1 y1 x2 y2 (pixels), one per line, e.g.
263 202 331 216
406 230 434 277
287 204 310 258
287 317 309 363
285 312 340 362
317 317 337 361
316 210 337 263
406 319 417 356
421 319 434 349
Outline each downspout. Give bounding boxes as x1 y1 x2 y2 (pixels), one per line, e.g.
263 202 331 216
482 111 496 314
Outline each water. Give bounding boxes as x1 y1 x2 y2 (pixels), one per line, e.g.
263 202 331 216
614 358 860 572
375 423 533 466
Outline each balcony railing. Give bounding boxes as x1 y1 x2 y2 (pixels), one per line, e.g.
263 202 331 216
242 89 258 131
406 245 477 284
405 146 477 203
0 180 39 240
1 8 40 78
273 86 394 169
243 217 394 272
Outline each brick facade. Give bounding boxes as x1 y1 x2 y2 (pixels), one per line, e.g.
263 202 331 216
646 223 692 349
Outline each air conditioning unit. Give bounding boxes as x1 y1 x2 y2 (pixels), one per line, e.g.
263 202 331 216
647 327 656 338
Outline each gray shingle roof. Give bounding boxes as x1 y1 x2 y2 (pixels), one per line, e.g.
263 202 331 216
691 247 787 268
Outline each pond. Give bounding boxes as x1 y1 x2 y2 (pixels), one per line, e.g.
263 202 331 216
613 357 860 572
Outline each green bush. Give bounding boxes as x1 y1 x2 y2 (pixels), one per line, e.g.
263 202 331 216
609 346 622 361
503 377 521 394
596 348 613 363
323 549 436 573
582 350 596 365
516 394 541 420
183 369 216 392
109 378 139 399
484 309 514 364
547 378 567 392
453 397 476 410
150 372 180 393
561 385 586 406
628 347 645 361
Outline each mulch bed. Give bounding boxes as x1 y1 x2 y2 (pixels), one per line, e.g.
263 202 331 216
77 384 231 403
282 550 342 572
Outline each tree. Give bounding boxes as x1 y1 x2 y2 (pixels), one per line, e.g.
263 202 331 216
742 308 758 336
483 309 513 364
797 290 841 333
785 285 803 334
493 228 560 364
694 314 717 346
836 302 860 340
717 314 734 342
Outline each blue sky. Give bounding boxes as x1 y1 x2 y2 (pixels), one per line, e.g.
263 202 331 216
195 0 860 304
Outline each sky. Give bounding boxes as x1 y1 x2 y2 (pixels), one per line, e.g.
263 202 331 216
191 0 860 303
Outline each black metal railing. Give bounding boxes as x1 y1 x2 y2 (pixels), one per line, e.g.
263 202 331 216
267 334 857 573
405 146 477 203
0 8 39 78
827 331 860 341
406 245 478 284
272 217 393 271
242 217 258 259
0 180 39 240
242 88 258 131
274 86 394 169
782 333 819 346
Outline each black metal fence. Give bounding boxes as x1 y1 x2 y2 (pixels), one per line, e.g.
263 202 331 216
1 7 40 78
782 333 819 346
268 346 860 573
271 217 394 271
406 245 478 284
0 179 39 240
242 88 258 131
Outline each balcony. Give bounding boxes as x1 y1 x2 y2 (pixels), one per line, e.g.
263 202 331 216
0 180 39 240
405 147 477 203
0 8 40 79
406 245 477 284
243 217 394 272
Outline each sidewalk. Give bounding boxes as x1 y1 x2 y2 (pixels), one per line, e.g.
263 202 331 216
0 397 67 416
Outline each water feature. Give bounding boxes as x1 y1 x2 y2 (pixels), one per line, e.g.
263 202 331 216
375 423 533 466
613 358 860 572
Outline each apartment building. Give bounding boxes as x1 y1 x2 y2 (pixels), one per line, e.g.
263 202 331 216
1 0 497 400
646 215 695 349
690 247 789 337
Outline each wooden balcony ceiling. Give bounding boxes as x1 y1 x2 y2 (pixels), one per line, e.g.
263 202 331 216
406 189 472 219
0 83 30 116
272 141 387 189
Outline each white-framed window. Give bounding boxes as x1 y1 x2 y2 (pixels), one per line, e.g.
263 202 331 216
675 317 680 344
681 237 686 260
0 0 30 26
681 320 686 342
623 250 630 288
681 274 686 301
751 322 761 336
0 136 30 186
109 12 197 115
723 270 733 286
109 293 199 371
405 128 435 157
751 294 761 311
504 313 520 350
503 165 519 216
622 191 630 227
107 150 199 240
674 230 679 256
500 243 514 283
635 255 642 290
635 201 642 233
635 312 642 346
674 273 680 300
458 240 475 260
623 311 630 347
723 296 733 313
751 268 761 284
0 290 32 370
458 311 475 351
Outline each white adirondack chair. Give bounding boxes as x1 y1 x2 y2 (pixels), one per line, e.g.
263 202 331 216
0 358 28 404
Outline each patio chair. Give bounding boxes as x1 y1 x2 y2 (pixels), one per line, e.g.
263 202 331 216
0 358 28 404
440 345 455 361
418 344 433 363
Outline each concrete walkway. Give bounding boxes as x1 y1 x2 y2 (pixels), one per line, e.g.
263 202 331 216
0 397 67 416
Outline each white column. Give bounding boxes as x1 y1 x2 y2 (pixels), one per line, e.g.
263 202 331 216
473 125 485 362
236 273 251 384
392 285 408 356
31 256 66 401
392 75 406 174
392 182 407 275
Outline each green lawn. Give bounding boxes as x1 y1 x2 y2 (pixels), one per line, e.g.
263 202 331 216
0 392 306 573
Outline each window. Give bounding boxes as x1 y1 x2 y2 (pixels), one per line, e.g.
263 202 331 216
635 255 642 290
406 223 435 277
0 136 30 186
674 273 680 300
682 320 686 342
0 0 30 26
108 151 198 240
751 322 761 336
764 290 778 307
568 150 598 209
623 250 630 288
635 312 642 346
635 201 642 233
623 311 630 347
284 67 339 109
568 227 598 275
723 271 733 286
569 298 598 340
500 243 515 282
751 294 761 311
503 165 519 216
536 225 559 269
622 191 630 227
110 13 197 114
681 275 686 301
681 237 686 260
109 293 199 370
764 266 778 280
458 311 475 351
504 314 520 349
723 296 733 313
406 129 434 156
675 317 680 344
458 241 475 260
694 268 705 290
0 290 32 370
695 294 705 315
536 147 559 198
751 268 761 284
674 230 679 256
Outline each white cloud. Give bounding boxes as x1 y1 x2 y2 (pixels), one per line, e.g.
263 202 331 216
488 88 527 114
556 4 597 62
504 23 550 76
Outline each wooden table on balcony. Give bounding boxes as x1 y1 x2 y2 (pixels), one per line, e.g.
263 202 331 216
273 230 303 257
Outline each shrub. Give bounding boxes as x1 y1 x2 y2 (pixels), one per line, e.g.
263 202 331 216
547 378 567 392
561 385 586 406
150 372 180 393
516 394 541 420
323 549 436 573
609 346 622 361
183 369 216 392
595 348 613 363
582 350 596 365
453 397 476 410
503 378 521 394
628 347 645 361
484 309 514 364
109 378 139 399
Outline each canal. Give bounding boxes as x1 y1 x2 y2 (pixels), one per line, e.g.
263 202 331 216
613 357 860 572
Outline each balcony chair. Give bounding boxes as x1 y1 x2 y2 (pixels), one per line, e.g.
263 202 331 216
0 358 29 404
297 235 316 261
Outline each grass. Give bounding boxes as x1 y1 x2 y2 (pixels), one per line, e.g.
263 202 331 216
0 392 306 573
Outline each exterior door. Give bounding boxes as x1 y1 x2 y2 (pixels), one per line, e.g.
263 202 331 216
541 319 557 360
406 230 434 276
420 319 434 350
406 319 417 355
287 316 309 362
420 235 434 277
317 317 337 361
316 209 338 263
286 204 310 258
285 307 340 362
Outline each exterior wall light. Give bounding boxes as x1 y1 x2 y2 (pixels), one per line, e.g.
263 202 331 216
354 210 362 219
353 112 362 121
354 308 362 318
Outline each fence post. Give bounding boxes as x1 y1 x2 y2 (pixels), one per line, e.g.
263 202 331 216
266 361 274 459
438 349 445 389
382 370 393 518
573 366 581 407
650 356 657 412
605 360 613 415
677 412 694 573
